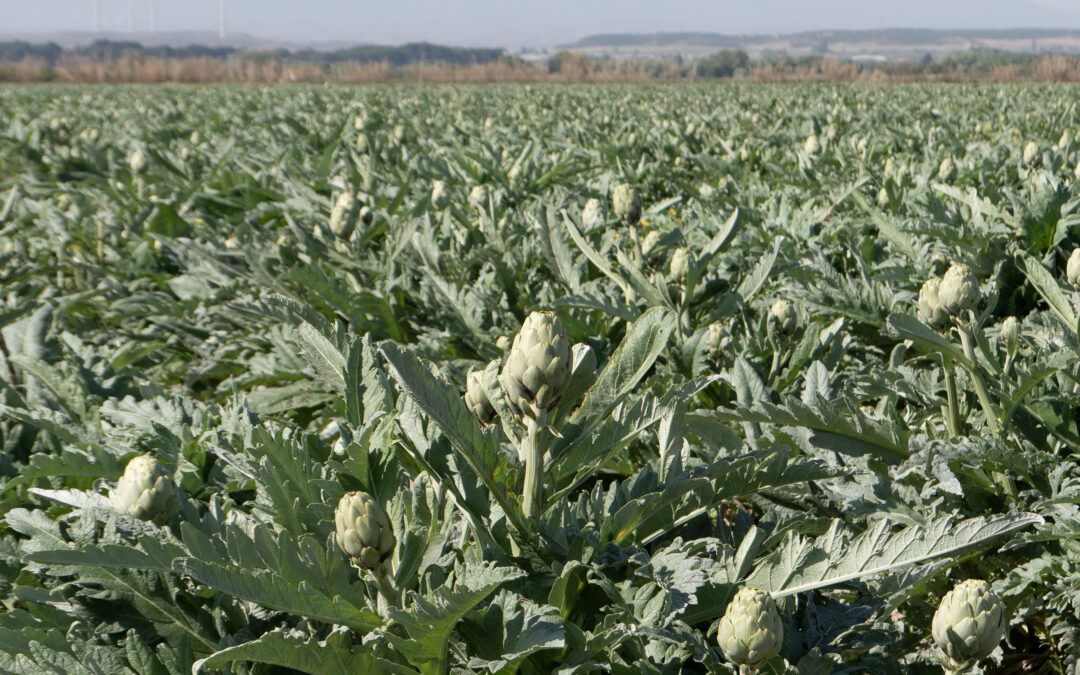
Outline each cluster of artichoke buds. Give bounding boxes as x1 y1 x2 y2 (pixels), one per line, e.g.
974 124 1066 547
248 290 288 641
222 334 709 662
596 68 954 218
717 587 784 671
611 183 642 225
1067 248 1080 289
769 299 797 335
110 455 181 526
932 579 1006 672
335 491 396 570
499 312 572 421
465 370 497 425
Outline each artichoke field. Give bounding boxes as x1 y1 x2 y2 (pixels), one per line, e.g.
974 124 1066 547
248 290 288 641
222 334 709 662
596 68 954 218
2 82 1080 673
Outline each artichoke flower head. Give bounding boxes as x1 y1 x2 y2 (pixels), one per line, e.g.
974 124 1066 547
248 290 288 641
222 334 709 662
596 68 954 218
717 587 784 670
499 311 571 421
1067 248 1080 289
932 579 1006 672
938 263 981 317
335 491 396 570
110 454 180 526
611 183 642 225
918 277 949 329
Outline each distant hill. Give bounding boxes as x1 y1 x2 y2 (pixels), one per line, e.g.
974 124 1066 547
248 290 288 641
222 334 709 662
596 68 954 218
562 28 1080 60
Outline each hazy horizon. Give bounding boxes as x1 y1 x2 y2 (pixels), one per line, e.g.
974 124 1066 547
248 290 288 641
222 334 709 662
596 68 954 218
4 0 1080 49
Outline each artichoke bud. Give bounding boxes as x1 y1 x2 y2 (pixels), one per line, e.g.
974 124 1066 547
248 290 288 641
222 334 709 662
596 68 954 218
335 491 396 570
499 312 571 421
329 191 359 240
129 149 149 175
769 299 797 335
1022 140 1039 166
717 587 784 669
704 322 724 356
932 579 1006 672
110 455 180 526
581 198 603 227
1067 248 1080 288
431 180 450 210
669 247 694 281
468 185 488 212
465 370 497 425
641 230 662 257
938 157 956 182
877 186 890 208
804 133 821 156
611 183 642 225
917 278 949 329
938 263 981 317
1001 316 1020 357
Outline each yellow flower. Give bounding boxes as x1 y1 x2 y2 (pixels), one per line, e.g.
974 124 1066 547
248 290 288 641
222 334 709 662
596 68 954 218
641 220 650 227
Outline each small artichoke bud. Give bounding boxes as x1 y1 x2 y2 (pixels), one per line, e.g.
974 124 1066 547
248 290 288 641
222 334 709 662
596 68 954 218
1022 140 1039 166
932 579 1006 672
499 311 572 420
356 134 370 154
938 263 981 317
581 198 603 227
391 124 407 144
769 299 797 334
704 322 724 355
877 186 890 208
468 185 488 212
110 455 181 526
917 278 949 328
1058 129 1073 149
129 149 149 175
611 183 642 225
1001 316 1020 358
1067 248 1080 288
669 247 693 281
938 157 956 182
329 191 359 240
335 491 396 570
641 230 662 257
465 370 497 425
804 133 821 156
717 587 784 670
431 180 450 210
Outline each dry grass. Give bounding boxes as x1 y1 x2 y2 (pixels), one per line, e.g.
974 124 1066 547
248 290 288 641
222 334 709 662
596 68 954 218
2 54 1080 84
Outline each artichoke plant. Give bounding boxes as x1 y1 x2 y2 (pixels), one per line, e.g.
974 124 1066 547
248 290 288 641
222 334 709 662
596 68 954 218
465 369 496 425
1067 248 1080 288
938 264 980 317
932 579 1006 673
918 277 949 328
611 183 642 225
110 454 181 526
335 491 396 570
717 587 784 672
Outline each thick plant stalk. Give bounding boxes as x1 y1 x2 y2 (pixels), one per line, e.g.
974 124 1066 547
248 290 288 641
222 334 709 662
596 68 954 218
522 415 544 520
375 566 398 618
956 326 1001 436
943 355 961 438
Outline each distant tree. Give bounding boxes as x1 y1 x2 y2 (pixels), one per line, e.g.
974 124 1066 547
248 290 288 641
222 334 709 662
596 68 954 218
694 49 749 78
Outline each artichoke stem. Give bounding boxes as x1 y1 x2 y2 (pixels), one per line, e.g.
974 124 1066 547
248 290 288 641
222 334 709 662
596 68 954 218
522 416 544 521
957 326 1002 436
943 355 961 438
375 566 397 618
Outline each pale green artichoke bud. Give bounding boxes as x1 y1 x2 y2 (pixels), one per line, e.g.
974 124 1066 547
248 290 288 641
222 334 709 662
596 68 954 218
582 198 603 227
329 191 359 240
938 157 957 182
857 137 869 155
717 587 784 670
932 579 1006 672
129 149 149 175
356 134 370 154
877 186 890 208
612 183 642 225
1001 316 1020 358
465 370 497 425
431 180 450 210
641 230 662 257
938 263 981 317
669 247 693 281
335 491 396 570
1022 141 1039 166
917 278 949 328
804 133 821 156
1067 248 1080 288
1058 129 1073 149
468 185 488 211
704 322 724 355
110 455 180 526
391 124 407 144
499 311 572 420
769 299 797 334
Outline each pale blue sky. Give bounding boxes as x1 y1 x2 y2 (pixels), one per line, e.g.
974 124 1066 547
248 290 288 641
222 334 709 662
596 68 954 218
2 0 1080 48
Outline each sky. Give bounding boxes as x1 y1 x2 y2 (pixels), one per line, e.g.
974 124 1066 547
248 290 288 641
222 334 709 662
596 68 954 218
3 0 1080 48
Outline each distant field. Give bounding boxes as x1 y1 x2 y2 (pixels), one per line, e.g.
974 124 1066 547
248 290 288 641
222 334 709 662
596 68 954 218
2 83 1080 673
